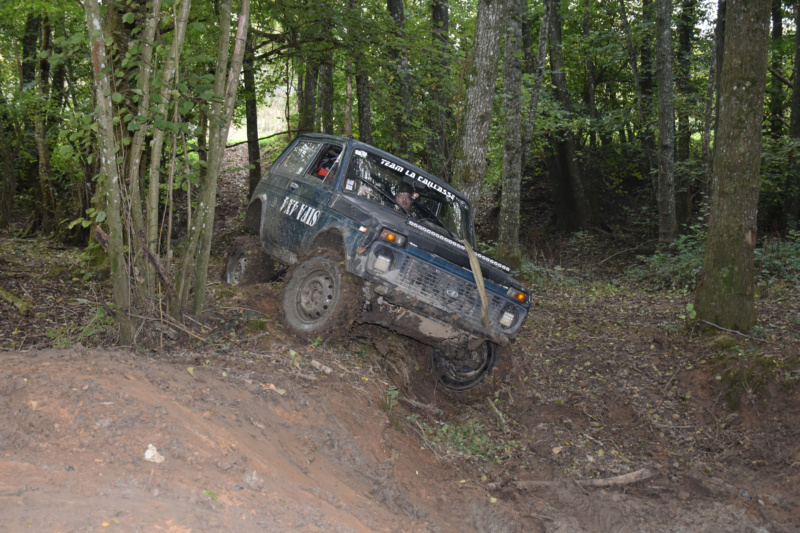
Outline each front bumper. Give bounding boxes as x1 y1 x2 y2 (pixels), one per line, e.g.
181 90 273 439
358 242 528 347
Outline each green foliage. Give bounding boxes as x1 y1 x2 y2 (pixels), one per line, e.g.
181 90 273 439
628 219 706 291
45 305 116 348
759 136 800 229
407 414 518 461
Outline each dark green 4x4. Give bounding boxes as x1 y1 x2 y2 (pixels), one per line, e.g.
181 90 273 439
227 134 530 394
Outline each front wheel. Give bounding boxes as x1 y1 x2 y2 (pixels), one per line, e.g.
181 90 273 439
282 248 360 342
431 341 508 400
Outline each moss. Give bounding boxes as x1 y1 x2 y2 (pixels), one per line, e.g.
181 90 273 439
711 335 738 350
216 289 235 299
246 320 269 333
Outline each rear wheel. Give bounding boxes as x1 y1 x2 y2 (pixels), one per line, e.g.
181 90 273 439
431 341 508 400
225 236 275 285
282 248 360 342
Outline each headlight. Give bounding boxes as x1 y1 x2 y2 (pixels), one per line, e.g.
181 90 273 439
499 306 518 328
372 247 396 273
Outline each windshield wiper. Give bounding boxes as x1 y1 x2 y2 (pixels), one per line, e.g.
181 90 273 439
412 202 457 240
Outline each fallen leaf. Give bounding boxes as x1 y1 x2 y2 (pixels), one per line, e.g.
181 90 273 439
202 489 217 500
187 367 195 377
552 446 562 455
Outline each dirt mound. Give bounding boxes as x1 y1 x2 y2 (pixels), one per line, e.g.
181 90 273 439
0 346 519 531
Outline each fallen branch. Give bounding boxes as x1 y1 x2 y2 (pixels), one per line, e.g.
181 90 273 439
0 287 33 315
509 465 661 491
487 397 510 434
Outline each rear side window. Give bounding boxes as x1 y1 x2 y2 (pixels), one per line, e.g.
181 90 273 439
278 141 321 175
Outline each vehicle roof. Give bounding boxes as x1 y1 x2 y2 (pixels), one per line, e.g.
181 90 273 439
296 133 470 208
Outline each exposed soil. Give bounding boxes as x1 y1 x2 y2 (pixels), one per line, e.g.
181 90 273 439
2 145 800 532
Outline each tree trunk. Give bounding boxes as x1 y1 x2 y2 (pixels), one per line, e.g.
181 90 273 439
521 0 550 171
85 0 133 343
146 0 192 262
244 30 262 195
318 54 334 135
356 68 372 144
428 0 451 179
388 0 410 158
496 0 523 269
583 0 597 151
34 16 56 234
702 36 717 197
451 0 506 207
767 0 784 136
656 0 676 244
619 0 654 175
345 62 353 138
791 0 800 137
548 0 592 228
298 64 318 134
0 88 17 229
187 0 250 315
675 0 699 225
695 0 770 332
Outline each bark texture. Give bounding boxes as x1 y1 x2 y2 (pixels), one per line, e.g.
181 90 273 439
496 0 523 269
451 0 506 206
656 0 676 244
244 30 262 195
85 0 132 343
521 1 550 170
356 69 372 144
695 0 770 332
790 0 800 137
548 0 593 229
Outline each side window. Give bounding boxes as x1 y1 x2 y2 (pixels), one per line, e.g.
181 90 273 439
278 141 321 175
306 144 343 181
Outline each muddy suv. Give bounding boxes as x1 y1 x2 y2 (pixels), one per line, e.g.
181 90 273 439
227 134 530 393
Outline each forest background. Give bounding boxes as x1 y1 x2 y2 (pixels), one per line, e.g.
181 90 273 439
0 0 798 341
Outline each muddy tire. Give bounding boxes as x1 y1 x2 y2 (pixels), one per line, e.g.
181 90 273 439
431 342 508 401
225 236 275 285
281 248 360 342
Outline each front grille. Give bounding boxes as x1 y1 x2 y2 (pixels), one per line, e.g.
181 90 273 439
393 256 505 323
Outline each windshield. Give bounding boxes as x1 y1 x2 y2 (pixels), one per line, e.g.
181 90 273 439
343 149 474 243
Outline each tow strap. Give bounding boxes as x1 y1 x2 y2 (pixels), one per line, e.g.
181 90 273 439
462 239 491 331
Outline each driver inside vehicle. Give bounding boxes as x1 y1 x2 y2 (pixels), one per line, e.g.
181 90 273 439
395 187 418 213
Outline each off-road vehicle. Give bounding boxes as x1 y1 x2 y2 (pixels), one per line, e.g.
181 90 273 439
227 134 530 393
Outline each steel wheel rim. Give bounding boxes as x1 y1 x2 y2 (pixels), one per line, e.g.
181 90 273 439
295 267 336 324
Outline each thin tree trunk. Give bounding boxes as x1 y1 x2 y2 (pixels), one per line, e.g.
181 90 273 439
768 0 784 136
451 0 506 207
126 0 162 295
696 0 770 332
702 37 717 197
146 0 192 259
345 62 353 138
496 0 523 269
85 0 132 343
656 0 676 244
356 68 372 144
791 0 800 137
318 54 334 135
548 0 592 228
521 0 550 170
388 0 410 158
189 0 250 315
429 0 451 179
244 30 262 195
34 16 55 234
298 64 318 134
583 0 597 151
